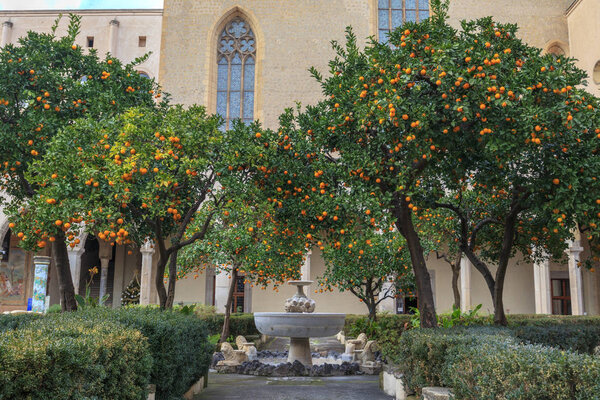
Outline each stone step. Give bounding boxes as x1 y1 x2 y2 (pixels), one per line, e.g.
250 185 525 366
422 387 452 400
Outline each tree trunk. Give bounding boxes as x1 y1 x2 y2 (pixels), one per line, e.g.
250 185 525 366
155 254 168 309
366 300 377 321
164 250 179 309
52 232 77 312
492 206 519 326
365 278 377 321
451 263 460 310
493 278 508 325
220 267 238 343
396 205 437 328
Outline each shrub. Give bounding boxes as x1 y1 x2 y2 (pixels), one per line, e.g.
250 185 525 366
511 324 600 354
507 314 600 326
0 315 152 400
202 313 259 338
393 327 515 393
344 314 412 338
0 312 43 332
444 340 600 400
80 307 212 400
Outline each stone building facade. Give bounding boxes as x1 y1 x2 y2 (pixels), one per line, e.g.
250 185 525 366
1 0 600 317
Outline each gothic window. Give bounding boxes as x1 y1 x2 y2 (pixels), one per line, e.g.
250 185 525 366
216 17 256 130
378 0 430 43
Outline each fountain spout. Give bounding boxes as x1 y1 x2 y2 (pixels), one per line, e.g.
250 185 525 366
284 280 316 313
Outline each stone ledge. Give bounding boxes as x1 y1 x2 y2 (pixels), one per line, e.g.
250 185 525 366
422 387 452 400
147 376 206 400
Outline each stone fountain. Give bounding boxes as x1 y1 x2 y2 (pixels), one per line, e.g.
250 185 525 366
254 280 345 367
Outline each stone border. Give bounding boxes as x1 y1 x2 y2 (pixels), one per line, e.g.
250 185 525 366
147 376 207 400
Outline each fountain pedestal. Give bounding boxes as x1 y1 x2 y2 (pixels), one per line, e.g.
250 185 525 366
254 280 345 367
289 337 312 366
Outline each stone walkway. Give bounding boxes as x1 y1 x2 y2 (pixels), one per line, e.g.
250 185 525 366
196 372 393 399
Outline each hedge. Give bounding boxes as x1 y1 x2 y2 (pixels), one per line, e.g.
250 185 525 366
0 315 152 400
512 324 600 354
201 313 260 338
79 307 212 400
445 340 600 400
0 308 212 400
393 326 600 399
393 327 515 393
0 312 43 332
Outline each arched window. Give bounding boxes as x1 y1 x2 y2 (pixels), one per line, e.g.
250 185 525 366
546 45 565 57
216 17 256 129
378 0 430 43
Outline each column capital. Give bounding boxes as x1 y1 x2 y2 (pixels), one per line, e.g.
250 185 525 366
140 240 155 254
2 21 13 28
67 245 85 255
98 240 113 260
567 240 584 258
33 255 51 265
109 19 119 27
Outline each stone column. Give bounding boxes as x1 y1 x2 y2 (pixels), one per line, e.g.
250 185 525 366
32 256 51 312
301 250 312 300
301 250 311 281
67 244 85 295
568 240 585 315
460 256 471 312
378 280 396 313
1 21 13 48
214 269 231 313
140 241 155 305
107 19 119 56
533 257 552 314
98 241 113 304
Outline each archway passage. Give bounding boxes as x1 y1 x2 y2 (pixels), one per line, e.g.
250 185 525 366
80 236 116 305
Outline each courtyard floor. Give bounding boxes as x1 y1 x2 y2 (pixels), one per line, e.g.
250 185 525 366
196 372 393 399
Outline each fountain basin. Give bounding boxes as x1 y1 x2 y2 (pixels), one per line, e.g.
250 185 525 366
254 312 345 338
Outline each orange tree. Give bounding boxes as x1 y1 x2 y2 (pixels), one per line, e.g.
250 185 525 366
6 105 248 310
409 14 600 325
178 195 306 342
0 15 161 310
317 216 416 320
256 0 600 327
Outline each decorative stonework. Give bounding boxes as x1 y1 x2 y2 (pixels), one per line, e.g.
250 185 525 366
284 280 315 313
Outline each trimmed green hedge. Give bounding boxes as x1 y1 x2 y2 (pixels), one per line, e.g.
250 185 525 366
506 314 600 326
0 308 212 400
79 308 212 400
0 312 43 332
202 313 259 338
0 315 152 400
393 326 600 399
445 340 600 399
393 327 515 393
512 324 600 354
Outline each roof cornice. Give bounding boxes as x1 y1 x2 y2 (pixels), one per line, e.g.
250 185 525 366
0 9 163 17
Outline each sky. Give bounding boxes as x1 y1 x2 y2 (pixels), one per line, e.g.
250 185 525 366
0 0 163 10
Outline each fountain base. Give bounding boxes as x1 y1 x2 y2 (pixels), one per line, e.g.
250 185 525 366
289 337 312 366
